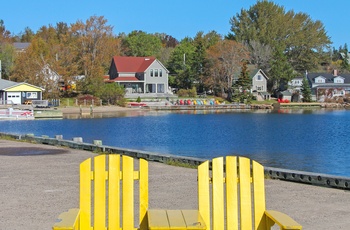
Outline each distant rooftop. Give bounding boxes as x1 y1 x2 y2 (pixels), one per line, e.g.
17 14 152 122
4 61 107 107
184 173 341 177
13 42 30 51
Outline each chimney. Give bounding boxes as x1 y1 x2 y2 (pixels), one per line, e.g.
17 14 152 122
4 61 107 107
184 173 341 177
333 69 338 76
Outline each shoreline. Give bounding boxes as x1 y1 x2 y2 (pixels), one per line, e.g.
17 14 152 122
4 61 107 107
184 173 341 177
59 101 348 114
1 131 349 190
60 105 141 114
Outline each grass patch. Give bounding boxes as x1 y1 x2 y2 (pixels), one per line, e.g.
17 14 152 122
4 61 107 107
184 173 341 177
165 159 198 169
59 98 76 107
251 100 276 105
0 135 18 141
0 134 37 144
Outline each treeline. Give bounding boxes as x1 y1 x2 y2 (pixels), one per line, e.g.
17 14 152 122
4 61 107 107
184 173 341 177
0 1 348 101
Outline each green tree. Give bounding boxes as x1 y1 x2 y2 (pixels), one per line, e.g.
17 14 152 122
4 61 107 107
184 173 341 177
19 27 35 42
339 43 350 72
167 37 197 89
235 61 251 91
0 20 12 43
0 43 16 80
229 0 331 73
269 46 295 92
96 83 126 106
122 31 162 57
301 77 312 102
195 31 221 93
167 32 221 91
233 61 253 103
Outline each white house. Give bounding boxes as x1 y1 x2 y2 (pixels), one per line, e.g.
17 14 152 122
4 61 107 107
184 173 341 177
106 56 170 97
250 69 270 100
307 70 350 101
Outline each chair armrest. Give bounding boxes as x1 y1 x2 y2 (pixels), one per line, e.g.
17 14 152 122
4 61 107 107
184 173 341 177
53 208 80 230
265 210 302 230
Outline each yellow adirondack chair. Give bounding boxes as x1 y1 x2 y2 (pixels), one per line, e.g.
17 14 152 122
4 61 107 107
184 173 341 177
198 156 302 230
53 154 148 230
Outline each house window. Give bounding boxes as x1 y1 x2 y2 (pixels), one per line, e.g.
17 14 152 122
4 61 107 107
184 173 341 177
257 75 262 81
159 69 162 77
157 84 164 93
155 69 158 77
335 79 343 83
146 84 156 93
27 92 37 99
150 69 153 77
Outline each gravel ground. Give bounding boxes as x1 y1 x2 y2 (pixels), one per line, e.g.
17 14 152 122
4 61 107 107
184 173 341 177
0 139 349 230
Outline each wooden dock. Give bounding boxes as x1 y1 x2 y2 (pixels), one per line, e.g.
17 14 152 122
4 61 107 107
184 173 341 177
0 109 34 120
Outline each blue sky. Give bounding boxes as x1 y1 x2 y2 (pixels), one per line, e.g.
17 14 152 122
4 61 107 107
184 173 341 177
1 0 348 48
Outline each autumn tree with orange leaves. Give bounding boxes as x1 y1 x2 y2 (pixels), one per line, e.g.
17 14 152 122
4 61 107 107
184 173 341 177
204 40 249 101
11 16 122 98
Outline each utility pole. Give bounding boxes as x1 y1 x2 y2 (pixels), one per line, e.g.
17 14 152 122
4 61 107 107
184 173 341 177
0 60 2 79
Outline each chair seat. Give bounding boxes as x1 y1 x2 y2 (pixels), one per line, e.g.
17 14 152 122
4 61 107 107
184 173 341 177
148 209 206 230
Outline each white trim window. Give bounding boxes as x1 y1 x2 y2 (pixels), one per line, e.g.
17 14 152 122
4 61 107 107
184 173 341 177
316 77 325 83
27 92 37 99
157 84 164 93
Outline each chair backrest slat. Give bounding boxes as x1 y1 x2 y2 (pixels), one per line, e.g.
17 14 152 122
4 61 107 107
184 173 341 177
139 158 149 229
253 160 266 230
198 160 210 229
212 157 224 230
226 156 238 230
198 156 266 230
79 154 148 230
94 155 107 229
122 155 134 229
108 154 120 230
239 157 253 230
80 158 92 229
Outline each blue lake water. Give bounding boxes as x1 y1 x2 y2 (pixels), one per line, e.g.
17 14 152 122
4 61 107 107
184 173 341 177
1 109 350 177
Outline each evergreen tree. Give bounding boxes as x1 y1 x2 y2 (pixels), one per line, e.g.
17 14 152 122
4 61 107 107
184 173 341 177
236 61 251 91
269 46 295 92
301 77 312 102
340 43 350 72
233 61 253 103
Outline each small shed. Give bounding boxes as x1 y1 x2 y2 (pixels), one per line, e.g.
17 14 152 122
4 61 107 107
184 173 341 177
0 79 44 105
276 90 292 102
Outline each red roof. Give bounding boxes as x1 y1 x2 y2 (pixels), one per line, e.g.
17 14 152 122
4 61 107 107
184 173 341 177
113 56 156 72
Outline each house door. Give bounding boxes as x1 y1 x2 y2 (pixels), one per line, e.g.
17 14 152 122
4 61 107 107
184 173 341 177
7 92 21 104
